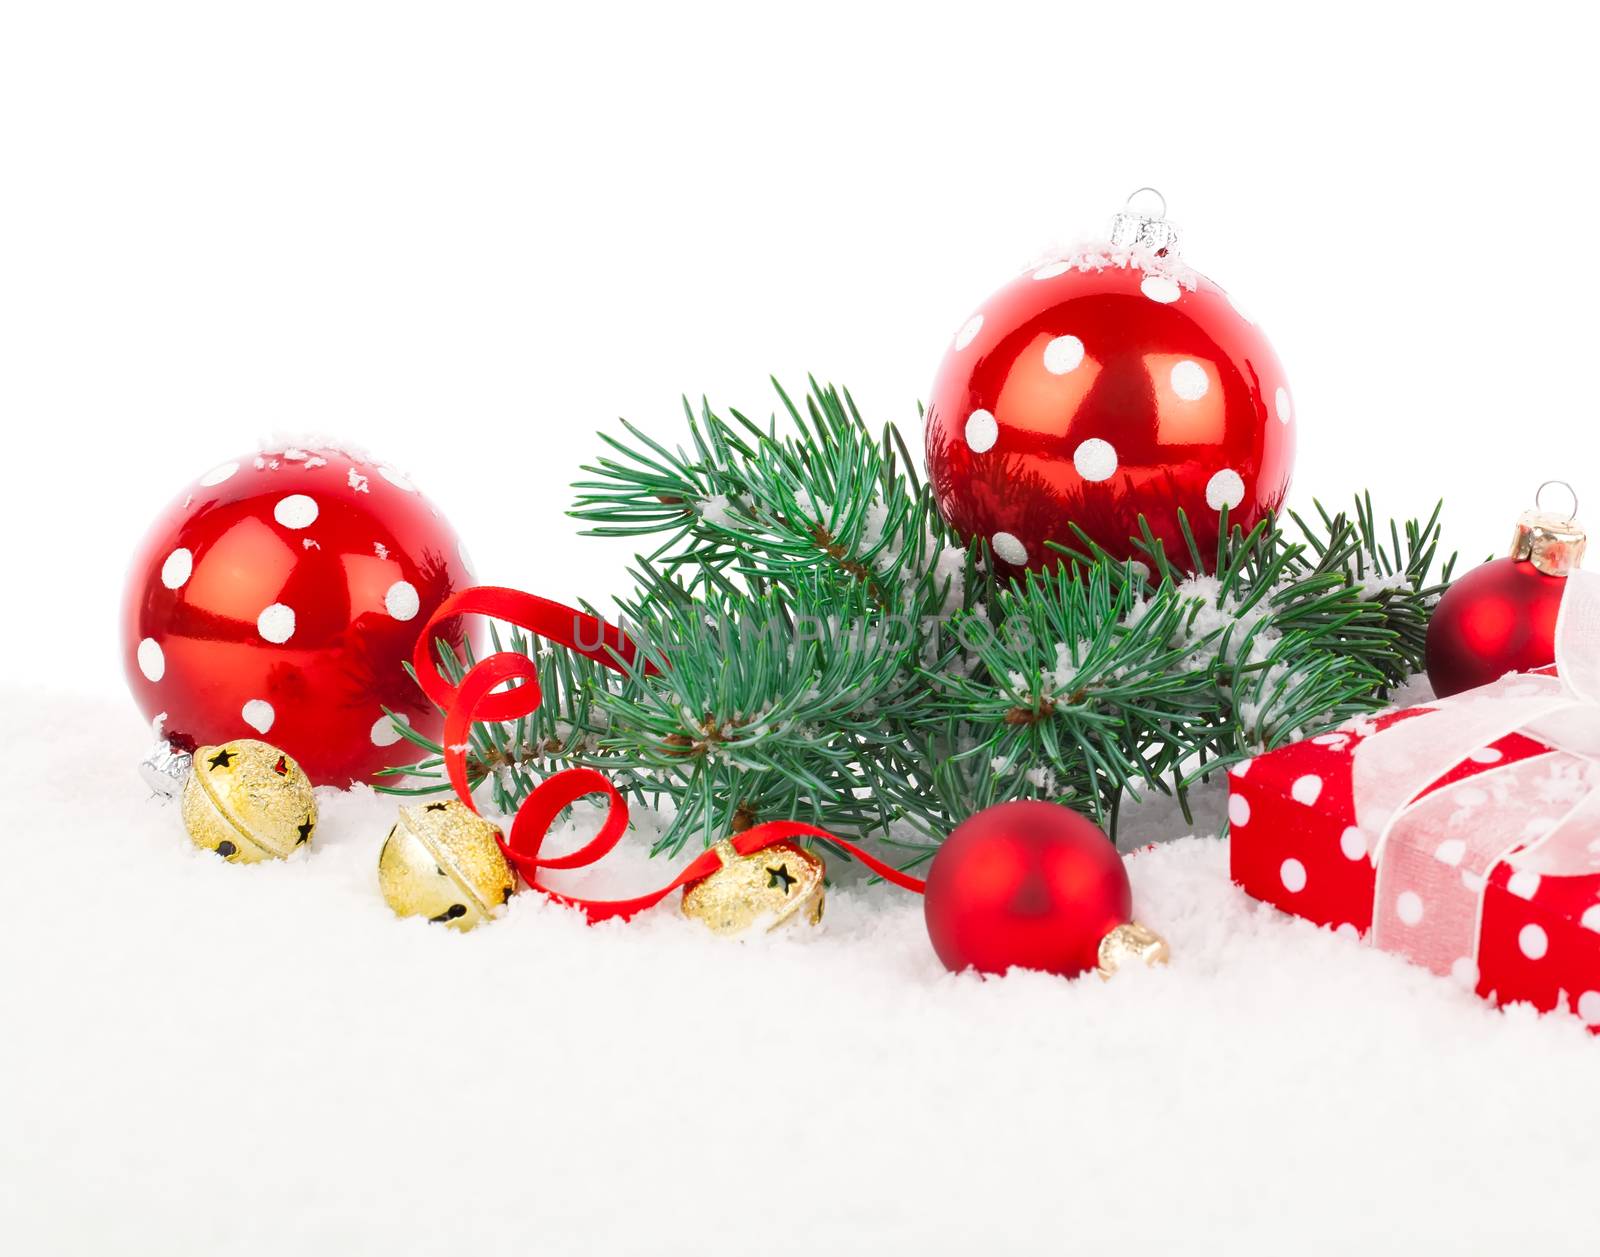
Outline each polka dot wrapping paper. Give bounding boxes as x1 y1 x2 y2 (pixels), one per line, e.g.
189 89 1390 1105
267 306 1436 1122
1229 572 1600 1029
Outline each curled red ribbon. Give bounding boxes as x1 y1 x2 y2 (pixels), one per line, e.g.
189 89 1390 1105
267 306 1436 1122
412 585 924 922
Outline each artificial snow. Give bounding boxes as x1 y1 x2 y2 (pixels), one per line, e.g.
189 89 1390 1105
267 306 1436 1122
3 684 1598 1254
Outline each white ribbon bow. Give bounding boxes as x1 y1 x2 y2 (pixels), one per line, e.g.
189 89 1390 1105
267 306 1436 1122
1351 570 1600 978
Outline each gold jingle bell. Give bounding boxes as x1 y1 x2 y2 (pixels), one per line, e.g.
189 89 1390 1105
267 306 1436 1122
377 799 517 932
680 838 826 936
181 740 317 863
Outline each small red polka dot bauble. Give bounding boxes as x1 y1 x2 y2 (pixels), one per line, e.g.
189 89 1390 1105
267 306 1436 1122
925 191 1294 574
922 800 1166 979
122 447 476 786
1425 490 1585 698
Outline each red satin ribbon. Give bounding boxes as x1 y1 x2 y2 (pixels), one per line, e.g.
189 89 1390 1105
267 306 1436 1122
412 585 924 922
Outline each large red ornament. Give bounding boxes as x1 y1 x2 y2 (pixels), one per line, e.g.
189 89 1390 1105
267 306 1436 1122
122 447 475 786
922 800 1133 977
925 205 1293 574
1425 496 1587 697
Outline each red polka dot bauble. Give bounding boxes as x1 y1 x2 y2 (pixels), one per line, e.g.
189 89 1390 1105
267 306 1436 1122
122 447 476 786
923 800 1134 978
924 197 1294 575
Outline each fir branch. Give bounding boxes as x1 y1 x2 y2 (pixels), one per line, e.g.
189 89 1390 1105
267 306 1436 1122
382 380 1454 869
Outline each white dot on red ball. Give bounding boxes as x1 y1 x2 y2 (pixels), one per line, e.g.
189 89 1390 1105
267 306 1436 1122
1578 991 1600 1025
1205 469 1245 512
1469 747 1503 764
1228 794 1250 826
257 603 296 643
1140 275 1181 303
1335 923 1359 940
1170 359 1209 401
1032 261 1071 281
1290 774 1323 805
378 466 416 492
1043 335 1084 375
137 638 164 682
371 712 409 747
1073 438 1117 482
241 699 275 733
1279 858 1307 893
198 461 239 486
161 548 193 589
1340 826 1368 861
385 580 420 621
991 532 1028 565
964 410 998 453
273 494 319 529
1518 923 1548 959
1507 869 1541 900
954 314 983 349
1275 387 1292 424
1396 891 1424 926
1451 957 1479 989
1583 905 1600 932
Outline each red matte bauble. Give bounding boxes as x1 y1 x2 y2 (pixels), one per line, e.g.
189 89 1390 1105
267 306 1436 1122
1425 557 1565 698
923 800 1131 977
122 448 475 786
925 255 1294 574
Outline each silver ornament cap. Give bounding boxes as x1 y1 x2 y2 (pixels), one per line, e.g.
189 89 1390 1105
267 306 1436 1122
1109 186 1180 258
139 740 194 799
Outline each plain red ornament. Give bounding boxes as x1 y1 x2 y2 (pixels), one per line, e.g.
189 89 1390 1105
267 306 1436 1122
1424 558 1566 698
122 448 475 786
925 246 1294 575
1424 499 1586 698
922 800 1132 977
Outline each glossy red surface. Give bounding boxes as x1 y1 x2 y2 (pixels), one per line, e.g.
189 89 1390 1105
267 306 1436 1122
121 448 473 786
922 800 1131 977
1425 557 1565 698
925 258 1294 573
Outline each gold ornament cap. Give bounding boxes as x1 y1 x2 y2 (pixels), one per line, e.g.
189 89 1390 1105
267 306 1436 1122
1511 482 1585 576
680 838 826 936
377 799 517 931
181 740 317 863
1095 921 1171 980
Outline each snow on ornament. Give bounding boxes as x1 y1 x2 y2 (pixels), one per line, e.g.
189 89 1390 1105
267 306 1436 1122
122 446 476 787
925 189 1295 574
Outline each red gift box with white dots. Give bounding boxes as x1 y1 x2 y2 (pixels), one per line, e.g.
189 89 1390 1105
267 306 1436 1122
1228 698 1600 1030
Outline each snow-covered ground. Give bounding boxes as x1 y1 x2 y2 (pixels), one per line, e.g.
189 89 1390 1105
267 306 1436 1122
4 684 1597 1255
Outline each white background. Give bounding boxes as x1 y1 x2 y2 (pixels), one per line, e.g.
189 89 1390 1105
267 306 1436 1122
5 2 1598 696
6 8 1600 1255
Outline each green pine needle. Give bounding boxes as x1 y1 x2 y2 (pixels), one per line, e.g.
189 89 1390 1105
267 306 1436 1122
381 380 1453 864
